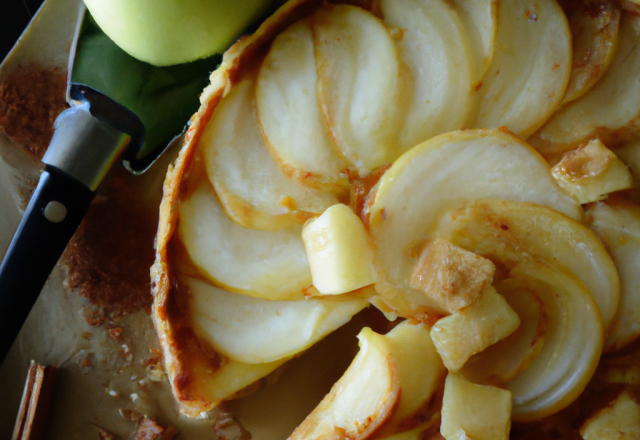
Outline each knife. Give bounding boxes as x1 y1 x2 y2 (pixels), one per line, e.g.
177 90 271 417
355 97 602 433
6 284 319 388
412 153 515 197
0 5 222 363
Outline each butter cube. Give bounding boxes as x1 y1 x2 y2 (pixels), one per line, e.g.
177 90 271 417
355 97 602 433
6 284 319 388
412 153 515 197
302 204 375 295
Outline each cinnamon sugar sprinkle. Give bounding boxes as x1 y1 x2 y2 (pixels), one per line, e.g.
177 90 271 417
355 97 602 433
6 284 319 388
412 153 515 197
0 64 68 158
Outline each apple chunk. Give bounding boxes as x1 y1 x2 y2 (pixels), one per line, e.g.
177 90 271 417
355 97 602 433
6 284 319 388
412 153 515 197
187 277 367 364
430 287 520 372
580 392 640 440
366 129 581 319
380 0 473 153
409 238 495 314
256 18 349 194
551 139 633 204
201 75 338 231
312 4 402 175
178 180 312 301
302 204 376 295
289 327 400 440
441 373 511 440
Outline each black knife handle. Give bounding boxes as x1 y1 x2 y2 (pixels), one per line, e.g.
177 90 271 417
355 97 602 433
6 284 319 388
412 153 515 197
0 167 94 363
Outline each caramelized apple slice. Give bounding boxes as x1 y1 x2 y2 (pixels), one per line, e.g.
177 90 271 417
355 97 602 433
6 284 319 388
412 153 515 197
505 261 603 422
289 327 400 440
375 321 445 437
562 0 620 104
587 200 640 351
530 13 640 155
580 391 640 439
436 199 619 332
450 0 498 86
202 76 338 231
312 4 402 175
187 277 367 364
256 18 349 194
178 181 312 301
380 0 473 153
470 0 571 137
366 129 581 316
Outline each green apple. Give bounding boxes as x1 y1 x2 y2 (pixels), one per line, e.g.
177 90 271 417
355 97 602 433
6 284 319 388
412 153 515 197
83 0 272 66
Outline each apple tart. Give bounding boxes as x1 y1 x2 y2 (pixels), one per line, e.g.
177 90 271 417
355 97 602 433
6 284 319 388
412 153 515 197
152 0 640 438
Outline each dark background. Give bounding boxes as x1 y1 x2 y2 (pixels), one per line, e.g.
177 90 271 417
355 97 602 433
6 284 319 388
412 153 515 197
1 0 46 63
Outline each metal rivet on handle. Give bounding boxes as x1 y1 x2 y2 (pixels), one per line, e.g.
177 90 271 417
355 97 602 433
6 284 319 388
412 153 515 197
43 201 67 223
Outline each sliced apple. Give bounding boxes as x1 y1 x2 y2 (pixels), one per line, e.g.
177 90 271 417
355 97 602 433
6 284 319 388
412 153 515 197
256 18 349 194
374 322 445 437
366 129 581 318
302 204 376 295
615 137 640 185
561 0 621 104
460 279 547 386
178 180 312 301
201 75 338 231
187 277 367 364
430 287 520 372
470 0 572 137
289 327 400 440
380 0 473 153
530 13 640 155
450 0 498 87
194 356 289 408
312 4 402 175
374 413 440 440
441 373 512 440
505 260 603 422
587 200 640 351
435 199 620 331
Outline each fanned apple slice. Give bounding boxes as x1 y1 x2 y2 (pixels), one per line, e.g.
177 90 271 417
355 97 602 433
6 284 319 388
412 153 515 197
470 0 571 137
587 200 640 351
450 0 498 86
505 261 603 422
374 322 445 438
561 0 621 104
289 327 400 440
530 13 640 155
312 4 402 175
202 76 338 231
366 129 581 316
380 0 473 153
256 18 349 194
195 356 289 408
187 277 368 364
460 281 547 386
436 199 620 332
178 181 312 301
